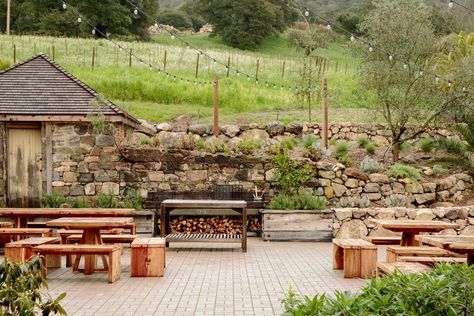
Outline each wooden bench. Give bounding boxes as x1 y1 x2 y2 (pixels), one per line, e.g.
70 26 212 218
0 222 13 248
32 244 122 283
365 236 401 245
333 239 377 278
5 237 61 268
398 256 467 265
57 228 125 267
131 237 166 277
376 261 431 277
386 246 464 263
0 228 53 242
66 234 137 244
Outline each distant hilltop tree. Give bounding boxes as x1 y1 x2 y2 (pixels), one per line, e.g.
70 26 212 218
198 0 298 50
0 0 159 39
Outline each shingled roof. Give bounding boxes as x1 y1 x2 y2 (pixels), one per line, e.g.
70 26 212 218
0 54 139 127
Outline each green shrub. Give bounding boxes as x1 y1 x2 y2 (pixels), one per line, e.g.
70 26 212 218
0 256 67 315
431 165 449 176
97 192 118 208
302 135 317 150
41 192 66 208
123 188 143 210
196 139 205 150
360 156 382 173
0 58 10 71
236 139 262 155
281 137 299 150
67 197 91 208
365 142 378 155
272 151 312 195
357 136 369 148
205 138 229 154
388 163 421 183
267 193 327 210
436 138 466 156
419 137 436 153
139 136 151 146
282 264 474 315
399 141 411 152
333 141 351 162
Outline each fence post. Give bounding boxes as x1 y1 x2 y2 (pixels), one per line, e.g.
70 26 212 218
52 45 55 61
226 56 230 77
213 77 219 137
281 61 286 79
255 59 260 81
322 78 329 149
129 48 132 68
163 50 167 71
91 47 96 69
195 53 200 78
13 44 16 64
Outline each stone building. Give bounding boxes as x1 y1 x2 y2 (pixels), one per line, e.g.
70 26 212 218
0 54 144 207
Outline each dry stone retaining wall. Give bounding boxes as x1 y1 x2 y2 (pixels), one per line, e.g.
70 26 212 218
333 206 474 238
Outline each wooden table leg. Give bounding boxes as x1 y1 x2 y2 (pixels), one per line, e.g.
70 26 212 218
83 229 100 275
401 232 419 246
468 254 473 266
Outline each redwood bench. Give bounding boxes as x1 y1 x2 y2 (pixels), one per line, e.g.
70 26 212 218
66 234 137 244
333 239 377 278
32 244 122 283
398 256 467 265
386 246 464 263
365 236 401 245
0 228 53 242
376 261 431 277
5 237 61 268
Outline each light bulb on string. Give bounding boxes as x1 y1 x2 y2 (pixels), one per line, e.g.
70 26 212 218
403 62 408 69
186 44 190 49
326 24 331 30
448 0 454 9
448 80 453 87
304 8 309 17
350 34 355 42
463 87 467 92
368 44 373 53
256 80 259 85
171 34 175 40
265 81 269 87
247 76 250 81
77 17 82 23
435 75 440 83
91 28 96 35
236 71 240 76
419 69 424 76
62 2 67 10
389 54 394 62
154 21 159 28
134 8 138 15
213 59 217 64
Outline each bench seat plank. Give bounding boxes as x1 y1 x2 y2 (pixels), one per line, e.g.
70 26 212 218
333 238 376 249
365 236 401 245
66 234 137 243
33 244 118 254
376 261 431 277
398 256 467 264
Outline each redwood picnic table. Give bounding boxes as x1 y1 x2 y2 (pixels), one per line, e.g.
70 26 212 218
160 199 247 252
0 208 134 228
46 217 134 274
416 235 474 265
368 220 459 246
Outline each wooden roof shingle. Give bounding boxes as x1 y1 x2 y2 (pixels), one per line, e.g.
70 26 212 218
0 54 139 127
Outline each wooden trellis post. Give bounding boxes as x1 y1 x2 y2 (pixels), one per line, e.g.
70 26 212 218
213 77 219 137
322 78 329 149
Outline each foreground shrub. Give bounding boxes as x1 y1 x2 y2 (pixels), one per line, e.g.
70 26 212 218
267 193 327 210
0 257 66 315
97 192 118 208
41 192 66 208
123 188 143 210
282 264 474 315
236 139 262 155
272 151 311 195
388 163 421 183
419 137 436 153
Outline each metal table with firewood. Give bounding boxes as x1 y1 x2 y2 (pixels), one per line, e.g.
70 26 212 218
160 200 247 252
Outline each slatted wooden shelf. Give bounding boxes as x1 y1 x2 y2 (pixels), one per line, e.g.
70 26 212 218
166 233 242 243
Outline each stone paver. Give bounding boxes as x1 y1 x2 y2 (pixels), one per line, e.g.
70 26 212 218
9 238 373 315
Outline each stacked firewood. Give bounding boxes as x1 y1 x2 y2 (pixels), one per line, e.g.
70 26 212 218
170 216 261 234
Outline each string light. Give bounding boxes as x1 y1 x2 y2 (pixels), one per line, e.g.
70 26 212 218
304 8 310 17
403 62 408 69
435 75 440 83
448 0 454 9
326 24 331 31
77 17 81 23
62 1 67 9
419 69 424 76
463 87 467 92
91 28 96 35
171 34 175 40
368 44 373 53
154 21 159 28
448 80 453 87
389 54 394 61
350 34 355 42
133 8 138 15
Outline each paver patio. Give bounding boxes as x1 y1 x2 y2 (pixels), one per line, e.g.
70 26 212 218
3 238 378 316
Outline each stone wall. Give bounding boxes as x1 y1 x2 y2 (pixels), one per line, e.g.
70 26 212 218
147 117 454 147
333 206 474 238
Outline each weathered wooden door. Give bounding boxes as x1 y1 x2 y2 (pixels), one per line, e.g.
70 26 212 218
7 128 42 207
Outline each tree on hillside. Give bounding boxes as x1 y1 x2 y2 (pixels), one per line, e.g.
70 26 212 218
357 0 473 161
198 0 297 50
0 0 158 39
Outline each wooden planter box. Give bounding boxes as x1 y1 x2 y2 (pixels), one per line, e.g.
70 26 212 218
260 209 334 241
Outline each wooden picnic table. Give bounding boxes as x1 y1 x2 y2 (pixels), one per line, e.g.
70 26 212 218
46 217 134 274
160 199 247 252
368 219 459 246
0 208 134 228
415 235 474 265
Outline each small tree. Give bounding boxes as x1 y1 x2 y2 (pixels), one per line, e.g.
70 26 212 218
357 0 473 161
0 257 66 315
272 150 312 195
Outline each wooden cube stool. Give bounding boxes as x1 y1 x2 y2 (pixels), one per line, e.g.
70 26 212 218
333 239 377 278
131 237 166 277
5 237 61 268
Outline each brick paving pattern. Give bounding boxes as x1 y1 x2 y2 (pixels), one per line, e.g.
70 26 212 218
9 239 372 315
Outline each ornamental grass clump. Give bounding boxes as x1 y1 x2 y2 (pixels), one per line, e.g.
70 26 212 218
388 163 421 183
282 264 474 315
